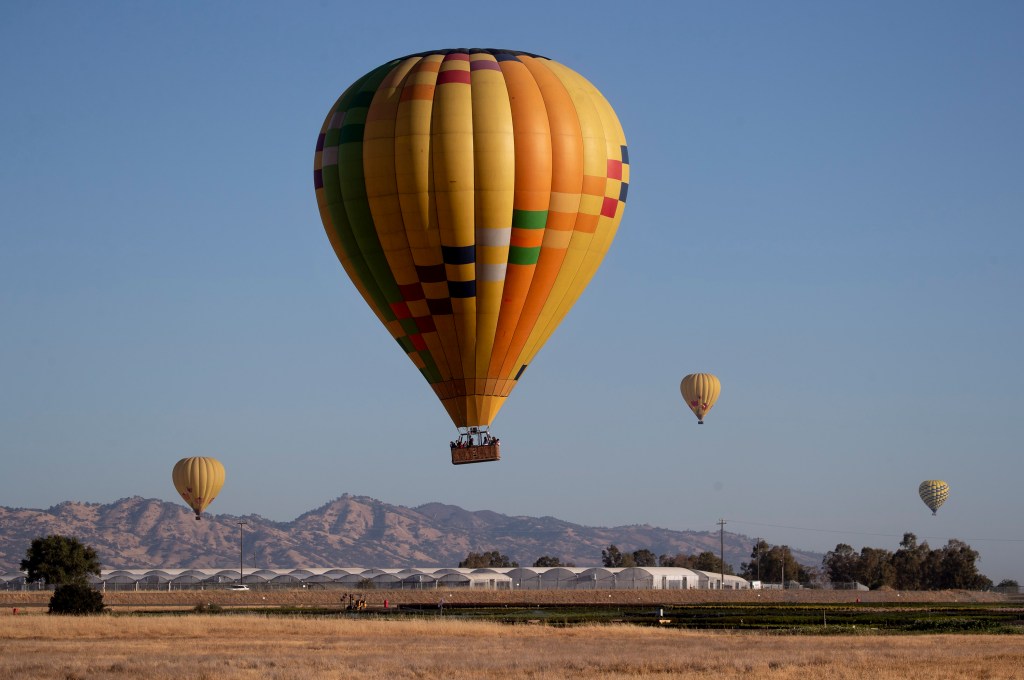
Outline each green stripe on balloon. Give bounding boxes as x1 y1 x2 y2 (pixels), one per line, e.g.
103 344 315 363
318 67 397 323
508 246 541 265
511 209 547 229
334 61 407 319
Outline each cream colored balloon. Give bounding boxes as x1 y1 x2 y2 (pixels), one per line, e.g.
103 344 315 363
918 480 949 516
680 373 721 424
172 457 225 520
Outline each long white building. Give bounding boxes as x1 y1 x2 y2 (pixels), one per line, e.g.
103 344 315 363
1 567 750 591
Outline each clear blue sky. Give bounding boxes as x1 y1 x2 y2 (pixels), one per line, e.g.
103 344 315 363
2 1 1022 582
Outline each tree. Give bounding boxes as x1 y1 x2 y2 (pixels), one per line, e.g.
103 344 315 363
658 551 734 574
934 539 990 590
458 551 518 568
754 545 810 585
602 545 624 568
660 553 694 568
822 544 860 585
21 535 101 586
48 583 105 615
920 545 945 590
891 533 928 590
691 551 734 575
857 547 895 590
533 556 575 568
631 549 658 567
739 539 771 581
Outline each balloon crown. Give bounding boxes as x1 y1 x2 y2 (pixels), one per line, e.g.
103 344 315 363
396 48 549 61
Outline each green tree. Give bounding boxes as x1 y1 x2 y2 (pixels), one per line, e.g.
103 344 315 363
934 539 991 589
739 539 771 581
660 553 693 568
691 551 734 575
602 545 624 568
822 543 860 584
21 535 101 586
660 551 734 574
757 545 810 585
920 545 945 590
533 555 575 568
48 583 105 615
996 579 1019 590
458 551 518 568
857 547 895 590
631 549 658 567
891 532 928 590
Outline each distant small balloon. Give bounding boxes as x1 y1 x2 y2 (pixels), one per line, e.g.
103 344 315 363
172 457 225 520
918 480 949 516
680 373 721 424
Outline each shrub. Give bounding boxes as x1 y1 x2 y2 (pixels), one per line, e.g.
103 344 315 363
48 583 105 615
192 602 224 613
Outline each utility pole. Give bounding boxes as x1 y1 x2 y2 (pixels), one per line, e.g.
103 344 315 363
718 518 726 589
238 521 247 586
781 545 786 590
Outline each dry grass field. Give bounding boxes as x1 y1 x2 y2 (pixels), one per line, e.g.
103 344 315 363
0 590 1017 678
1 614 1023 679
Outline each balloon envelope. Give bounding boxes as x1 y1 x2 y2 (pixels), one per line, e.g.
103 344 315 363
172 457 225 519
680 373 721 424
313 49 629 431
918 479 949 515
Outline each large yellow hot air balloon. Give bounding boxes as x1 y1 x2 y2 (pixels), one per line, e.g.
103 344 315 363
314 49 629 463
172 457 225 520
918 480 949 515
680 373 721 424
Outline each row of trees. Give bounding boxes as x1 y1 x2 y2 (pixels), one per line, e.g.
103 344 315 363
602 545 736 575
460 547 735 572
459 546 736 574
463 533 997 592
461 544 810 583
823 533 994 590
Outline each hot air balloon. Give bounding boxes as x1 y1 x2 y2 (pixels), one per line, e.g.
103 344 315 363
314 49 629 464
172 457 225 520
918 480 949 516
680 373 721 424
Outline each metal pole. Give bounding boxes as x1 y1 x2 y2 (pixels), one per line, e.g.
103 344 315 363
238 521 247 585
718 519 726 589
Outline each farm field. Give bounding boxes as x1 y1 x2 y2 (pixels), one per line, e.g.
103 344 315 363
0 586 1007 611
2 590 1022 678
2 613 1024 679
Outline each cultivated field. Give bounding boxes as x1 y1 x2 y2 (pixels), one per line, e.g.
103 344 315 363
0 586 1006 612
2 614 1023 679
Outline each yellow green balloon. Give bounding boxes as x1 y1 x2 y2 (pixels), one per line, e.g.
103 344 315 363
680 373 721 424
172 457 225 520
918 480 949 515
313 49 629 446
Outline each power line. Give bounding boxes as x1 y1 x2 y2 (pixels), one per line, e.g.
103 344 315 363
725 519 1024 544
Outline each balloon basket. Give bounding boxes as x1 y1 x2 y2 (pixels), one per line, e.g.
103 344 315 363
451 442 501 465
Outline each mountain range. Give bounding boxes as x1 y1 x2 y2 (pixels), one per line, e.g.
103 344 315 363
0 494 821 572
